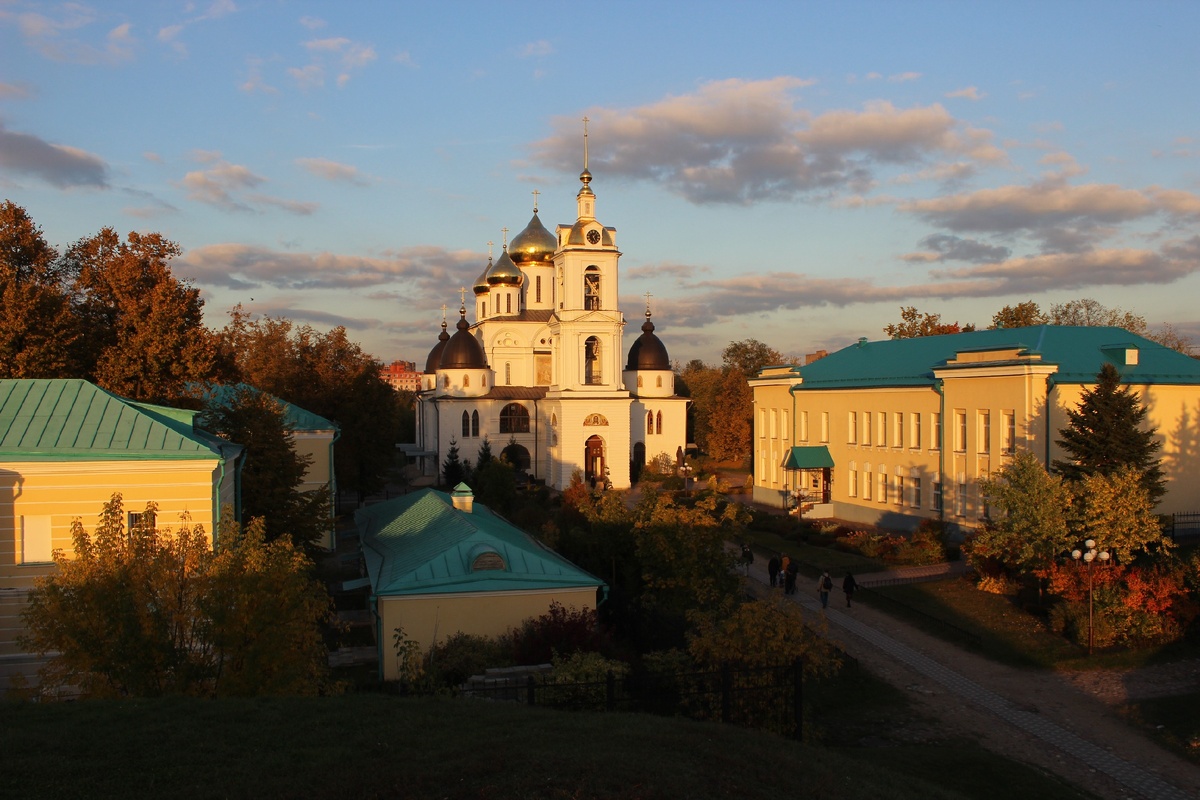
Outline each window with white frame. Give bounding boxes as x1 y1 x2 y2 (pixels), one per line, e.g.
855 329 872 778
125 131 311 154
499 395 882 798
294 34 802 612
978 411 991 454
954 410 967 453
931 412 941 450
770 408 777 439
848 463 858 497
847 411 857 444
932 481 943 512
820 411 829 443
877 412 887 447
878 471 888 504
782 410 790 441
760 408 767 438
910 413 922 449
20 515 53 563
911 476 922 508
893 412 903 449
799 411 809 442
863 412 872 446
956 481 967 516
895 474 905 505
864 465 873 500
1002 411 1015 453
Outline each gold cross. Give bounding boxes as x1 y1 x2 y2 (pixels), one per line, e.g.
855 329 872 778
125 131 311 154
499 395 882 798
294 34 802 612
501 226 509 247
532 189 540 212
458 287 466 306
582 116 590 169
644 291 653 314
487 240 494 258
440 303 447 323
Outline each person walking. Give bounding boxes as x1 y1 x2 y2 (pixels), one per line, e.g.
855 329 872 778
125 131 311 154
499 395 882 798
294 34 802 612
784 561 798 595
767 554 781 588
843 572 858 607
740 543 754 576
818 570 833 609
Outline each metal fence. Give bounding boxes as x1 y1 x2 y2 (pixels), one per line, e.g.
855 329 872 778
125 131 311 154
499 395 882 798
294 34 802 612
454 659 807 739
1170 512 1200 542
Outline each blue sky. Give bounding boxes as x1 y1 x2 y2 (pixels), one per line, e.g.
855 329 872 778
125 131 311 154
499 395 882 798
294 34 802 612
2 1 1199 365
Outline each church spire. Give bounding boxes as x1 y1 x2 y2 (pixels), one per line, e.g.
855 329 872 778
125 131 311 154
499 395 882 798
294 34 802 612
577 116 595 220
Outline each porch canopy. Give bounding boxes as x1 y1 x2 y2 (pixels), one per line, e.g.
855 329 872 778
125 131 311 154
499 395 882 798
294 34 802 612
781 445 834 470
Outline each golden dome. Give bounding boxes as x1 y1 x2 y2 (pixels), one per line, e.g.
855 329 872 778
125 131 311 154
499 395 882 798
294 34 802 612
510 212 557 265
486 247 524 286
472 258 492 295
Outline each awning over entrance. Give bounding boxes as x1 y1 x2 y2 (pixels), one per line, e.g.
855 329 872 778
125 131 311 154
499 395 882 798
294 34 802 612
781 445 834 470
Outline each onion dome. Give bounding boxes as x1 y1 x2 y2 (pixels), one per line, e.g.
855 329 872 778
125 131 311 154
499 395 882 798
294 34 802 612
626 309 671 371
510 212 557 266
486 246 524 286
440 307 488 369
424 318 450 374
472 257 492 295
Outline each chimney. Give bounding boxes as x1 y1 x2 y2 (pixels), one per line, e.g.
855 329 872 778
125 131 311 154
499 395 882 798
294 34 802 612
450 483 474 513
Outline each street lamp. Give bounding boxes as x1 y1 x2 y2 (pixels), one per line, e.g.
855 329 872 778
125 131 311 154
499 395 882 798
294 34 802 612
1070 539 1111 655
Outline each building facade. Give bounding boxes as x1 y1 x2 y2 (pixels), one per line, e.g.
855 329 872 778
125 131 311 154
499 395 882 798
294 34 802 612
751 326 1200 531
380 360 422 393
0 379 243 689
414 161 687 490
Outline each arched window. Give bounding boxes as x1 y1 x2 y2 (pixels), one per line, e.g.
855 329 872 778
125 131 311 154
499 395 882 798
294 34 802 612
646 411 653 434
463 374 470 388
506 294 512 314
505 362 511 385
471 410 480 437
442 375 449 388
656 411 663 435
499 403 530 434
656 375 663 387
637 375 643 388
584 336 601 384
482 374 486 387
461 411 470 437
584 266 601 310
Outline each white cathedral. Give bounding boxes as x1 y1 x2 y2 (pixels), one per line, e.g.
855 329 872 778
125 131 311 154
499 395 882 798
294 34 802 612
414 158 688 490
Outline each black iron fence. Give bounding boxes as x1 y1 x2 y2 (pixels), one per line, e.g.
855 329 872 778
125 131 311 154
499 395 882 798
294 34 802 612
453 659 807 739
1170 512 1200 542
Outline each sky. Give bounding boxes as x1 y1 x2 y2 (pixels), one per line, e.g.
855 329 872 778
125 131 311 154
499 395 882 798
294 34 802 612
2 1 1199 367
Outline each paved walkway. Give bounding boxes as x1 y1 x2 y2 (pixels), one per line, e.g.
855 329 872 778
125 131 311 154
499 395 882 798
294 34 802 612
744 557 1195 800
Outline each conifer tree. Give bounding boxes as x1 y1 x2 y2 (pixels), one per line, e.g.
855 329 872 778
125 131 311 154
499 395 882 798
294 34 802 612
476 435 493 468
1053 363 1166 504
442 437 466 487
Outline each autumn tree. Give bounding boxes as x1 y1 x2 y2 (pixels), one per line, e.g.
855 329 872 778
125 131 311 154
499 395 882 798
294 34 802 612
1069 468 1171 564
1053 363 1166 504
220 309 403 498
990 301 1048 330
884 306 975 339
975 451 1071 596
677 359 723 456
706 367 753 462
0 201 79 378
198 385 332 549
64 228 220 403
20 494 333 699
721 339 785 378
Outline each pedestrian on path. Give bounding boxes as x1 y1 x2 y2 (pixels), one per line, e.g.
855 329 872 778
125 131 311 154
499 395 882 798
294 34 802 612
740 543 754 576
843 572 858 607
818 570 833 608
784 561 798 595
767 554 781 587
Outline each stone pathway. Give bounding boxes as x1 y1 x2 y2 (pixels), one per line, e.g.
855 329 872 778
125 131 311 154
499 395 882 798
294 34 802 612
746 557 1196 800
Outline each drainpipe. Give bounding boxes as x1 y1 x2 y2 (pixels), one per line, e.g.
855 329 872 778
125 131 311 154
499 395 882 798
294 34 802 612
933 378 945 525
534 397 539 483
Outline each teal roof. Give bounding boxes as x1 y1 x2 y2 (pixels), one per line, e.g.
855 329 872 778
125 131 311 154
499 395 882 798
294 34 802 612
356 488 605 597
0 379 230 461
783 446 834 469
192 383 337 432
788 326 1200 390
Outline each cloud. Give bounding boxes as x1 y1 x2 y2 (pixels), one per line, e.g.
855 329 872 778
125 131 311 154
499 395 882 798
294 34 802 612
14 8 136 64
624 262 710 280
178 155 313 214
394 50 417 67
0 121 109 187
529 79 1004 205
901 234 1012 264
241 57 278 94
899 178 1200 251
946 86 985 101
157 24 186 57
299 16 326 30
0 82 32 99
520 40 553 57
120 187 178 218
296 157 370 185
177 242 483 299
288 64 324 89
888 72 922 83
294 36 376 88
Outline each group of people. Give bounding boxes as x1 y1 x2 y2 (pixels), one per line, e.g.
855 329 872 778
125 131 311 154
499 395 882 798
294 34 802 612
764 554 858 608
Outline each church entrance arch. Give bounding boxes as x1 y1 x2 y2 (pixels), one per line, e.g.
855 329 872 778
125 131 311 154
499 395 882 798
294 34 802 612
631 442 646 483
502 443 531 473
585 435 605 487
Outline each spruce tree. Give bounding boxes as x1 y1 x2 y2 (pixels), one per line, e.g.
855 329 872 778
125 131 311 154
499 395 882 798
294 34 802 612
442 437 466 487
1052 363 1165 504
476 435 493 468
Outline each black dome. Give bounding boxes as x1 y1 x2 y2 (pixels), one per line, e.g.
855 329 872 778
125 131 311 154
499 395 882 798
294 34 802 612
424 320 450 374
626 314 670 370
440 313 488 370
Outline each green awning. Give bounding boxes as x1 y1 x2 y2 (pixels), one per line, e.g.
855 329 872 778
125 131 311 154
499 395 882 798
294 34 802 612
782 445 834 470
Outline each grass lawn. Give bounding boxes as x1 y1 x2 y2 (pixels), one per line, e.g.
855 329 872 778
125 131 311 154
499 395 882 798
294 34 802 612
2 693 1100 800
744 529 884 576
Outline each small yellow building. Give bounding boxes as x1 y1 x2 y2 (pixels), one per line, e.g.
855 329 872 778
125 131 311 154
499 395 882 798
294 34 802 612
0 379 244 690
751 326 1200 532
356 485 605 682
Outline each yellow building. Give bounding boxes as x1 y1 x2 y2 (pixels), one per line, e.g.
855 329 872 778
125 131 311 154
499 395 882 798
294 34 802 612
751 326 1200 532
356 485 605 682
0 379 243 690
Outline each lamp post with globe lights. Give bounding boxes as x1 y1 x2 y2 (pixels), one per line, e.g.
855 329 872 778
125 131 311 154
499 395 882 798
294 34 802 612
1070 539 1111 655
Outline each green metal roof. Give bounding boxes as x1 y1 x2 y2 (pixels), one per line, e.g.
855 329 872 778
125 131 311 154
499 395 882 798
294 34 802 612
356 488 605 597
192 383 338 432
0 379 229 461
782 445 834 470
788 326 1200 390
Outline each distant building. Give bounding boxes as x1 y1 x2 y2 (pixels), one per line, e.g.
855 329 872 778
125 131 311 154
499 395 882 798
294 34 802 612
381 360 422 393
356 484 604 680
0 379 244 690
751 326 1200 532
412 149 687 490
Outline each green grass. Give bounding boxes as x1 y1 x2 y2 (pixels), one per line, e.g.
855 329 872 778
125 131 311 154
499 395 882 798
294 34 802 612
1 694 1098 800
1120 691 1200 766
745 530 884 576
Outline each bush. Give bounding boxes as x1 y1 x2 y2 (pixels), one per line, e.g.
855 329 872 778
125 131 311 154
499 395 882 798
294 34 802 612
426 632 513 688
504 602 611 664
539 651 632 711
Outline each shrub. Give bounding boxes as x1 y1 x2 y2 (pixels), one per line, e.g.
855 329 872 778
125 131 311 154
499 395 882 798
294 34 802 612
976 575 1016 595
425 632 512 688
504 602 611 665
539 651 632 711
